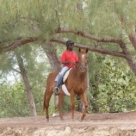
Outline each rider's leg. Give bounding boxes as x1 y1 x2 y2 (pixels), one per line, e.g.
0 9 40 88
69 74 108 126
54 66 69 95
56 74 63 88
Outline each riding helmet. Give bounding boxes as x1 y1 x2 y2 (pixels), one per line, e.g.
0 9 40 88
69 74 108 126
66 40 74 47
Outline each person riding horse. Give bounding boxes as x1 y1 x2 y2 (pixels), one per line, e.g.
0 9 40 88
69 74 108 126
53 40 79 95
43 46 88 121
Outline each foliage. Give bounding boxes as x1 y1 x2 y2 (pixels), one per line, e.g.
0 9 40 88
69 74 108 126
0 0 136 117
0 44 49 117
0 82 30 117
88 55 136 113
0 54 136 117
0 79 48 117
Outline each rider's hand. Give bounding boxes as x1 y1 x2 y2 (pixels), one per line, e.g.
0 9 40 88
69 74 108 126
70 62 76 65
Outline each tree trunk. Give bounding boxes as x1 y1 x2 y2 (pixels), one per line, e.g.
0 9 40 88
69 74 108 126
128 32 136 51
125 55 136 75
119 41 136 75
42 43 61 72
15 52 37 116
42 42 61 108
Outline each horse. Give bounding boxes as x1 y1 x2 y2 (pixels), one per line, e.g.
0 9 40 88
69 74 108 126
43 48 89 122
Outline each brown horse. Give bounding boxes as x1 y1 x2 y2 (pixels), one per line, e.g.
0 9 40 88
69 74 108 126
43 48 89 122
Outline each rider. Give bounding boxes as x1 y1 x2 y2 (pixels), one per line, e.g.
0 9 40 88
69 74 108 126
53 40 78 95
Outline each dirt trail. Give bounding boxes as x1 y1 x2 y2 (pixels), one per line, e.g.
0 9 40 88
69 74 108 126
0 111 136 136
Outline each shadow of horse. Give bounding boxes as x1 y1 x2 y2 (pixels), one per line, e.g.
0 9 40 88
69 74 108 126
43 48 89 122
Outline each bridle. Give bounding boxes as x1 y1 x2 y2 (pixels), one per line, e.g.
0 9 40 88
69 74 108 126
79 53 87 72
79 64 87 72
74 48 88 72
74 59 87 73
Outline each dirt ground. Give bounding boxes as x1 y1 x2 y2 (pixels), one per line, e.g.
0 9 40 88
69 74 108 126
0 111 136 136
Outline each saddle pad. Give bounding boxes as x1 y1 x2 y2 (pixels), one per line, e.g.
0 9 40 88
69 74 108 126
63 68 72 82
62 84 70 96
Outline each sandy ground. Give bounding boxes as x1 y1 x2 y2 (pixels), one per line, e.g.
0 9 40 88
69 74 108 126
0 111 136 136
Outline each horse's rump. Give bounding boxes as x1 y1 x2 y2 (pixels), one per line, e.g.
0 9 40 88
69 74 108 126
46 72 58 91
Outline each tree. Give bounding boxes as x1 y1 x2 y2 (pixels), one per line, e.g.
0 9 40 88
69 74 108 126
0 44 48 116
0 0 136 75
0 0 136 115
14 51 37 116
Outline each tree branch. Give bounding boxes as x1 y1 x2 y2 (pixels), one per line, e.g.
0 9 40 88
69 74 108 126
11 67 21 74
51 39 126 58
0 37 39 53
56 28 122 44
0 30 126 58
55 28 132 56
128 32 136 51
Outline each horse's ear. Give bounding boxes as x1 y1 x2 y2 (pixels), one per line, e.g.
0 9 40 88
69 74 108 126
86 48 88 53
79 48 81 52
79 48 88 53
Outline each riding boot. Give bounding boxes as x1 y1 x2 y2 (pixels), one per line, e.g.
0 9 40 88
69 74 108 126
54 74 63 95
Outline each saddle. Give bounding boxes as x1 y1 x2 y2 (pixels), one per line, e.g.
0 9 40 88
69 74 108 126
63 68 72 83
61 68 72 96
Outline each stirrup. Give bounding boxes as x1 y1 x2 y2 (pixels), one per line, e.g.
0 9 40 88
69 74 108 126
53 87 59 95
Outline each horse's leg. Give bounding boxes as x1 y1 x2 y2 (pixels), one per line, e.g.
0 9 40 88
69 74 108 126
70 92 75 120
43 89 53 122
80 93 88 121
57 93 65 120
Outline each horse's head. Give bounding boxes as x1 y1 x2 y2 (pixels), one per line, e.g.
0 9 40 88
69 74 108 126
78 48 88 72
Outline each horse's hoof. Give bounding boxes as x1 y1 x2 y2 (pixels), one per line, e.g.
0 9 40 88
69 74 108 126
80 118 83 122
72 118 75 122
80 116 85 121
60 117 64 121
